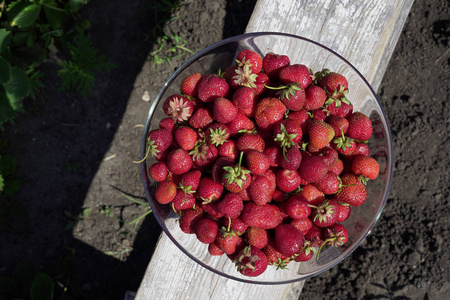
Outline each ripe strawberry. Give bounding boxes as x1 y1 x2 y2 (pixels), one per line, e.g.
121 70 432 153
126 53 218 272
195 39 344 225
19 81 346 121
317 147 339 171
163 94 194 122
278 146 302 171
346 112 373 141
240 202 282 229
263 238 290 269
276 168 301 193
325 100 353 118
174 126 197 151
236 132 265 153
304 85 327 110
336 202 351 222
351 142 370 157
272 188 286 202
319 71 349 100
195 217 219 244
352 155 380 181
328 116 349 137
222 217 248 235
322 223 349 247
190 142 218 168
216 228 240 255
310 199 340 227
262 52 290 79
197 176 224 204
330 159 344 175
222 152 251 193
208 242 224 256
217 139 238 160
294 240 315 262
180 73 202 97
211 157 234 183
232 86 257 117
234 245 268 277
216 192 243 219
213 97 239 124
230 64 259 89
166 148 193 175
279 64 312 89
308 119 335 150
155 180 177 204
237 49 263 74
200 201 224 219
249 174 273 205
254 97 287 131
286 195 311 220
298 155 328 183
263 145 282 167
332 133 356 155
159 117 176 133
273 120 303 158
143 128 173 160
189 107 214 130
245 227 269 249
314 171 340 194
275 224 305 257
334 173 367 206
304 225 324 247
197 74 229 103
172 189 196 211
286 108 310 133
179 207 203 234
238 188 251 201
179 169 201 192
299 183 325 205
253 72 270 95
272 83 306 111
290 217 313 236
205 123 231 147
246 150 270 175
148 161 168 182
262 169 277 193
227 112 255 136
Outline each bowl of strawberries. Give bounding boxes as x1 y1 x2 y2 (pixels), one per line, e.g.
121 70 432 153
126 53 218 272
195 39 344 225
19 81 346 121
138 32 393 283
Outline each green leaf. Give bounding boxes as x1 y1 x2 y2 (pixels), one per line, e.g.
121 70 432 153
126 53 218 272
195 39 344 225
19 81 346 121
0 28 13 53
13 259 37 298
43 5 69 29
0 154 17 176
30 273 54 300
69 0 88 12
9 3 42 30
5 67 30 110
0 57 11 84
0 87 17 126
0 173 4 191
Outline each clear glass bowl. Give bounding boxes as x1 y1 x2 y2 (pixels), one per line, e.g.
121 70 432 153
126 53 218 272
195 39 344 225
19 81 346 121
139 32 393 284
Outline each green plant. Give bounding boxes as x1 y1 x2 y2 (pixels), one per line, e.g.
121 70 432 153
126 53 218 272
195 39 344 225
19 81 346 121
64 207 91 230
148 31 193 69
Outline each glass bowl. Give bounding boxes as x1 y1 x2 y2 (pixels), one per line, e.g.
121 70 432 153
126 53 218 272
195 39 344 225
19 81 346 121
139 32 393 284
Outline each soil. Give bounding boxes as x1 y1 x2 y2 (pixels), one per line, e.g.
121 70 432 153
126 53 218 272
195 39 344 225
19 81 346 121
0 0 448 299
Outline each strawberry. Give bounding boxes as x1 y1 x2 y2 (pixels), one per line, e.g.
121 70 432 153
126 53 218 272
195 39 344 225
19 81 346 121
351 142 370 157
240 202 282 229
294 240 315 262
232 86 257 117
197 176 224 204
290 217 313 236
319 71 349 108
155 180 177 204
205 123 231 147
309 199 340 227
179 170 201 192
275 168 301 193
336 202 351 222
222 152 251 193
279 146 302 171
310 108 328 122
249 174 273 205
238 188 251 201
324 100 353 118
216 228 240 255
275 224 305 257
163 94 194 122
286 195 311 220
245 150 270 175
263 238 290 269
332 133 356 155
236 49 263 74
211 156 234 183
245 227 269 249
213 97 239 124
172 188 196 211
352 155 380 181
346 112 373 141
180 73 202 97
299 183 325 206
179 207 203 234
262 52 290 79
263 145 282 167
298 155 328 183
272 188 286 202
159 117 176 133
216 192 244 219
189 107 214 130
328 116 349 137
334 173 367 206
286 108 310 133
222 217 248 235
234 245 268 277
197 74 229 103
314 171 340 194
330 159 344 175
148 161 168 182
318 147 339 171
208 242 224 256
166 148 193 175
229 64 258 89
190 142 218 168
305 225 324 248
236 132 265 153
142 128 173 161
254 97 287 131
262 169 277 193
174 126 197 151
200 201 224 219
195 217 219 244
279 64 312 89
273 120 303 159
270 83 306 111
253 72 270 95
308 119 335 150
304 85 327 110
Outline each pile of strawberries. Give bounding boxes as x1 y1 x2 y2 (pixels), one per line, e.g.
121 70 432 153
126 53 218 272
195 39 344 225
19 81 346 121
143 49 380 277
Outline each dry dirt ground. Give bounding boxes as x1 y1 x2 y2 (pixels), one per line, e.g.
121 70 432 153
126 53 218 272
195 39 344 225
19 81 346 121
1 0 449 299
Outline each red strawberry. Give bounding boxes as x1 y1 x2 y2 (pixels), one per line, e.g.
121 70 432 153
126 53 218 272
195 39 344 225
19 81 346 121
272 188 286 202
299 183 325 205
298 155 328 183
232 86 257 117
290 217 313 236
318 147 339 171
205 123 231 147
253 72 270 95
305 225 324 248
319 71 349 101
246 150 270 175
279 146 302 171
286 109 310 133
237 49 263 74
352 155 380 180
334 173 367 206
262 52 290 79
272 83 306 111
213 97 239 124
166 148 193 175
254 97 287 131
227 112 255 136
245 227 269 249
189 107 214 130
304 85 327 110
180 73 201 97
197 74 229 103
332 133 356 155
223 217 248 235
325 100 353 118
155 180 177 204
234 245 268 277
211 156 234 183
174 126 197 151
308 119 335 150
249 174 273 205
310 199 340 227
263 145 282 167
216 228 240 255
346 112 373 141
273 119 303 156
262 169 277 193
143 128 173 160
276 168 301 193
217 139 238 160
322 223 349 247
159 117 176 133
197 176 224 204
236 132 265 153
163 94 194 122
286 195 311 220
216 192 243 219
294 240 315 262
200 201 224 219
179 207 203 234
330 159 344 175
179 170 201 192
336 202 351 222
238 187 251 201
279 64 312 89
229 64 258 90
314 171 340 194
263 238 290 269
275 224 305 257
222 152 251 193
190 142 218 168
195 218 219 244
172 189 196 211
328 116 349 137
240 202 282 229
352 142 370 157
148 161 168 182
208 242 224 256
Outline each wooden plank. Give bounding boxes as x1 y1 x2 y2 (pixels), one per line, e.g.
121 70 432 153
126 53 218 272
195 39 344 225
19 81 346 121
135 0 413 299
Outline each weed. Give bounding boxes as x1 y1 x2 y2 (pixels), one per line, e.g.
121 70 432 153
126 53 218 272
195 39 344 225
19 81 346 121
64 207 91 230
65 161 81 173
104 233 133 261
100 204 115 217
148 31 193 69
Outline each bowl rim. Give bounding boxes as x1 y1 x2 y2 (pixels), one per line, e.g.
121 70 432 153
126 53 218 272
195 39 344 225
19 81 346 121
139 31 394 284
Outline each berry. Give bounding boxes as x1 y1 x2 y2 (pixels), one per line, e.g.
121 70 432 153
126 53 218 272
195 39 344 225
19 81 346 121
155 180 177 204
181 73 201 97
163 94 194 122
236 132 265 153
222 152 252 193
245 227 269 249
310 199 340 227
189 107 214 130
213 97 239 124
232 86 257 117
216 193 243 219
174 126 197 151
304 85 327 110
346 112 373 141
245 150 270 175
166 148 193 175
236 49 263 74
197 176 224 204
234 246 268 277
286 195 311 220
352 155 380 180
263 238 290 269
298 155 328 183
172 189 196 211
206 123 231 147
274 224 305 257
197 74 230 103
276 168 301 193
148 161 168 182
195 218 219 244
249 174 273 205
262 52 290 79
240 202 282 230
334 173 367 206
278 64 312 89
254 97 287 131
308 119 335 150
